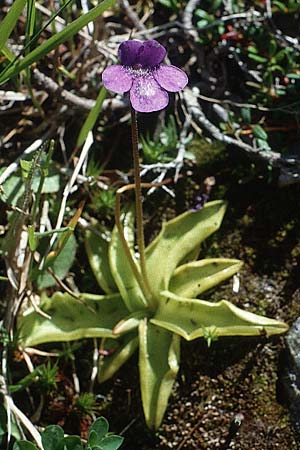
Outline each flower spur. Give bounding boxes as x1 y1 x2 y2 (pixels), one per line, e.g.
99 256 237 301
102 39 188 112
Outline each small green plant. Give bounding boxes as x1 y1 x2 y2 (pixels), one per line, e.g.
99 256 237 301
90 189 116 216
13 417 123 450
36 362 58 394
74 393 98 417
140 115 180 163
9 362 58 395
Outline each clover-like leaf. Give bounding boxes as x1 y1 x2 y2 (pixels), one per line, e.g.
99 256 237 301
88 417 123 450
13 443 38 450
151 291 289 341
17 292 129 347
109 209 147 312
41 425 64 450
89 417 109 441
97 435 124 450
63 436 83 450
85 228 118 294
169 258 243 298
139 319 180 429
88 430 99 447
146 200 226 296
98 332 139 383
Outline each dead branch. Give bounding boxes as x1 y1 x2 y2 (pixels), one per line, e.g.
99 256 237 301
182 87 300 186
32 69 126 112
119 0 147 32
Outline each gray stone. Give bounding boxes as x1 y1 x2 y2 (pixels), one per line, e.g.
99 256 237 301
281 318 300 438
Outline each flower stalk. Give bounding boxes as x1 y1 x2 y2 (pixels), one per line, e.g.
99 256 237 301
113 126 153 304
130 107 151 293
103 39 189 310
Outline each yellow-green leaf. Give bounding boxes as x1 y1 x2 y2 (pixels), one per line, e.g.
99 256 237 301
139 319 180 429
77 87 107 147
169 258 243 298
0 0 26 53
98 333 138 383
17 292 128 347
151 291 288 341
109 210 147 312
85 228 118 294
146 200 226 296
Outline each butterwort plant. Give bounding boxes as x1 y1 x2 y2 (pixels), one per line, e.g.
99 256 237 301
17 40 288 430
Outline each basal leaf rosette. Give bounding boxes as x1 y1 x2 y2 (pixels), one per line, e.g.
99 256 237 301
17 200 288 429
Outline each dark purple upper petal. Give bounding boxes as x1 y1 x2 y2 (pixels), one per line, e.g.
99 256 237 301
118 40 144 66
118 40 167 68
136 40 167 68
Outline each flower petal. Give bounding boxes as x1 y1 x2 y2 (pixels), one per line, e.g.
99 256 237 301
130 75 169 113
137 40 166 68
102 65 132 93
118 40 143 66
153 64 188 92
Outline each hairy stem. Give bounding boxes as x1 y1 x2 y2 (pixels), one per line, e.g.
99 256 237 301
130 107 155 308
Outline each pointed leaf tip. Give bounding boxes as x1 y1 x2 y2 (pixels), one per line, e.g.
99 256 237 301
146 200 227 296
152 291 288 341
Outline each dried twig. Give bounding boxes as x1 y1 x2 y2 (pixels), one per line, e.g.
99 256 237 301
182 0 200 41
5 391 44 449
1 353 43 449
182 87 300 186
119 0 147 32
182 87 282 162
89 338 99 393
47 267 80 299
32 69 126 112
195 92 300 116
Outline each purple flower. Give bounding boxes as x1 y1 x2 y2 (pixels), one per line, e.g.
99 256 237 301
102 40 188 113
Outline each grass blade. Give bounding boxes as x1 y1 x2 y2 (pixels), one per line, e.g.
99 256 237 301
25 0 36 53
0 0 26 53
1 45 15 62
0 0 116 84
77 87 107 147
